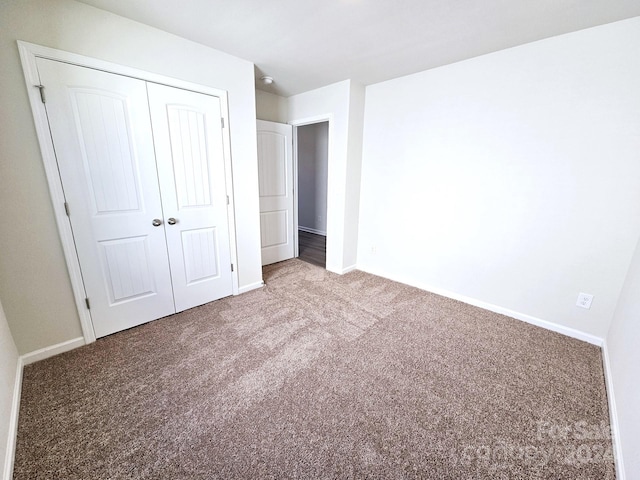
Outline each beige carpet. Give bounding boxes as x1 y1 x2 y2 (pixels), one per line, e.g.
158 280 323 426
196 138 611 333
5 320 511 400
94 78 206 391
14 259 615 479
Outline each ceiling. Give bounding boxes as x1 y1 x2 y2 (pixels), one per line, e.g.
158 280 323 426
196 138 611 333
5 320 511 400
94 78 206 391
77 0 640 97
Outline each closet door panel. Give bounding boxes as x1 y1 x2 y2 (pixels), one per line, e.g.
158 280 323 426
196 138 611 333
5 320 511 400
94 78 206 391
147 83 233 312
36 58 175 338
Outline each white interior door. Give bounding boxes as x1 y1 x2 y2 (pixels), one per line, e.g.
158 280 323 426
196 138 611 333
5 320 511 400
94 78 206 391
147 83 233 311
257 120 294 265
36 58 175 338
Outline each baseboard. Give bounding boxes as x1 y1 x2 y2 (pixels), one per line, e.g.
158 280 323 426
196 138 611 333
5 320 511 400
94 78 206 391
601 341 625 479
21 337 85 366
298 226 327 236
5 337 85 479
238 281 264 295
3 357 23 480
465 299 603 346
340 264 357 274
357 265 604 346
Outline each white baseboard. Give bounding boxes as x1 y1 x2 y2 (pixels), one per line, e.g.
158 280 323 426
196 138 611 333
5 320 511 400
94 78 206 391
5 336 86 479
601 341 625 479
298 226 327 236
340 264 357 274
357 265 604 346
21 337 85 366
3 358 23 480
2 275 619 480
238 281 264 295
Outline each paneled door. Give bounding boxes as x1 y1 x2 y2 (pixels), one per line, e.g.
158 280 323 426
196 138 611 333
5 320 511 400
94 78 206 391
147 83 233 312
36 58 176 337
36 58 234 338
257 120 294 265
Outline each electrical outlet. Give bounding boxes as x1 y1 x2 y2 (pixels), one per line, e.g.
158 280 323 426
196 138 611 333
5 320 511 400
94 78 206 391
370 245 377 254
576 292 594 309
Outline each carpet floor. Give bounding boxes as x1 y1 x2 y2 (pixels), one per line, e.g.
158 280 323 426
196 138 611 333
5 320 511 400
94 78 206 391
14 259 615 479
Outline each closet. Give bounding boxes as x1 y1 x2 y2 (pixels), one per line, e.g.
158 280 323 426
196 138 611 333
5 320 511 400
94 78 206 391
36 58 233 338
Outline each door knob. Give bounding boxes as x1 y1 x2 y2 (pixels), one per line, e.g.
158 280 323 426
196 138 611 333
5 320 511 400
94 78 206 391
152 219 162 227
167 217 177 225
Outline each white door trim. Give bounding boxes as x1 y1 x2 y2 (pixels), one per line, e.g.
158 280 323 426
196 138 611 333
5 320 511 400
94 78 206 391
291 125 300 258
289 115 332 263
17 41 240 345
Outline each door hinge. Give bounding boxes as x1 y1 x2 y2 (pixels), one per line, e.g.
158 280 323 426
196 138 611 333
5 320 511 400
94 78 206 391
226 195 230 205
221 118 225 128
64 202 70 216
231 263 234 272
85 297 91 310
35 85 45 103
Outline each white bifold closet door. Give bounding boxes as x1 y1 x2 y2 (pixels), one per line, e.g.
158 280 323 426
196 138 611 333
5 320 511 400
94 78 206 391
36 58 233 338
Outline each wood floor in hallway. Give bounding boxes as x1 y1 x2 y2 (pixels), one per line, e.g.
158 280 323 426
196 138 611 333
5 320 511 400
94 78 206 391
298 230 326 267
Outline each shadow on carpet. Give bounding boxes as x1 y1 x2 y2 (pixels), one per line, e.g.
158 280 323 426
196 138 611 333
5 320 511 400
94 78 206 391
13 259 615 479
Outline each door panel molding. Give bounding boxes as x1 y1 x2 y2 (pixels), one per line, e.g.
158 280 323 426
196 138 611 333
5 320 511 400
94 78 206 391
18 41 239 345
148 82 234 312
36 59 178 338
257 120 294 266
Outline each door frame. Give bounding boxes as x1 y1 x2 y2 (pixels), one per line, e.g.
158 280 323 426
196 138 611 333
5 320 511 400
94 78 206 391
18 41 240 344
290 115 332 261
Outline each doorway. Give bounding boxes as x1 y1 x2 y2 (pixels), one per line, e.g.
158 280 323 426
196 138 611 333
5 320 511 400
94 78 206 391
295 122 328 268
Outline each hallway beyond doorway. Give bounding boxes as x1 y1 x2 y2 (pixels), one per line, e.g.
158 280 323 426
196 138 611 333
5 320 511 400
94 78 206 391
298 230 326 267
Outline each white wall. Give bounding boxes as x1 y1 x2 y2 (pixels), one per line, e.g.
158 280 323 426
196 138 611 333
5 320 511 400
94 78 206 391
288 80 365 273
255 90 288 123
607 236 640 478
0 0 262 354
0 299 19 479
343 83 366 268
358 17 640 339
297 123 329 234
